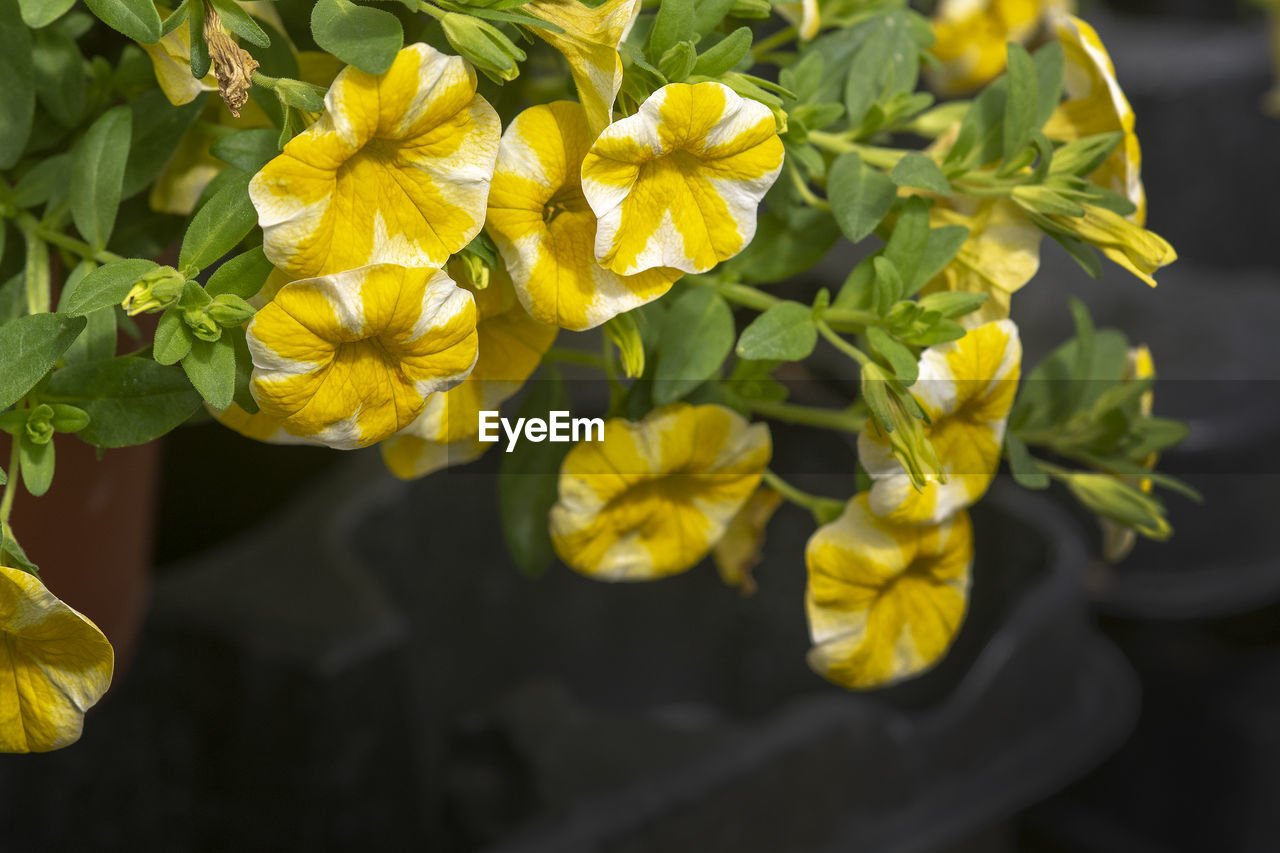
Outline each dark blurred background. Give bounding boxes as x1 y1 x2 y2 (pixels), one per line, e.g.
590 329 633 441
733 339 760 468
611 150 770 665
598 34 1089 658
3 1 1279 850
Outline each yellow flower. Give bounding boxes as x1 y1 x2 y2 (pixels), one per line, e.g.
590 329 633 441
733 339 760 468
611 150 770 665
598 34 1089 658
859 319 1021 525
1043 13 1146 223
1100 344 1157 562
1043 203 1175 288
0 566 114 753
712 486 783 596
581 82 785 277
380 262 558 479
923 198 1042 323
927 0 1060 95
246 263 479 449
487 101 682 331
523 0 640 136
140 17 219 106
806 495 973 690
250 43 500 279
550 403 772 580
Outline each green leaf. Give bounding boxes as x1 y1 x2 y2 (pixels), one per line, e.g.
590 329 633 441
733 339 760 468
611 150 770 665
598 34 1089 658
909 225 970 294
736 301 817 361
123 90 206 198
154 308 194 365
1033 41 1065 127
721 206 841 284
692 0 737 38
872 255 904 313
945 77 1007 170
62 258 158 316
917 291 988 320
827 152 897 243
649 0 695 61
19 435 54 497
867 326 918 385
19 0 77 28
1001 42 1038 168
692 26 751 77
1 521 38 574
890 152 951 195
0 5 35 170
653 288 734 406
227 325 257 413
843 12 918 132
182 337 236 409
883 196 930 290
179 171 258 275
499 368 571 578
210 0 269 47
1004 431 1049 489
11 154 71 208
45 356 202 447
658 40 697 83
71 106 133 251
210 128 280 172
310 0 403 75
206 247 273 300
189 0 210 78
84 0 163 42
32 26 86 127
0 313 87 412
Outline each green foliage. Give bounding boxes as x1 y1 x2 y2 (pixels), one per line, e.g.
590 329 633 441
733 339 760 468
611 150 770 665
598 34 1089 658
179 172 258 276
652 287 734 405
45 357 202 448
311 0 404 75
0 313 86 412
736 301 817 362
828 152 896 243
71 106 132 251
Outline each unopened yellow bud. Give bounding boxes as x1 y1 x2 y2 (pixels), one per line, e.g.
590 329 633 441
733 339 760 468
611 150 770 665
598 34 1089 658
123 267 186 316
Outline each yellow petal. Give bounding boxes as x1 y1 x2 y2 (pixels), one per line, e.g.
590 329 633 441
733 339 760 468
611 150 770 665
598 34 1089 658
712 486 783 595
250 43 500 279
523 0 640 135
859 319 1021 525
923 198 1042 323
247 263 479 449
140 20 219 106
487 101 682 330
551 403 772 580
926 0 1050 96
379 261 558 479
806 495 973 689
582 82 784 276
0 566 114 753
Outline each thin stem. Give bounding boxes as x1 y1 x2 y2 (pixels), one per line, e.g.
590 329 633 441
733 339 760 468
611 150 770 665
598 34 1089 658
715 281 779 312
751 25 798 60
745 397 865 433
8 211 122 267
418 1 448 20
788 162 831 212
823 307 880 328
807 133 909 170
761 468 845 525
0 436 21 532
816 319 871 365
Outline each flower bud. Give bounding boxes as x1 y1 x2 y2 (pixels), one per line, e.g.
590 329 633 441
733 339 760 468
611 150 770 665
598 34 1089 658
207 294 257 328
123 267 186 316
729 0 772 18
23 405 55 446
455 251 491 292
182 307 223 343
441 13 525 82
1064 471 1171 540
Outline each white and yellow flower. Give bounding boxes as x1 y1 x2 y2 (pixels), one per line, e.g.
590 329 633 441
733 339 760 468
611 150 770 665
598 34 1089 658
1043 13 1146 223
246 263 479 450
927 0 1064 95
250 43 500 279
806 495 973 690
487 101 682 331
923 198 1042 323
860 319 1021 525
550 403 771 580
523 0 640 135
581 82 785 277
0 566 114 753
379 261 558 479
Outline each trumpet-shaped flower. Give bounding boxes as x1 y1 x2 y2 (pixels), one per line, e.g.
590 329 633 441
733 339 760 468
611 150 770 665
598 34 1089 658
927 0 1062 95
250 43 500 279
923 199 1042 323
0 566 114 753
246 263 478 449
380 262 558 479
806 495 973 689
523 0 640 135
581 82 785 277
1043 203 1175 288
550 403 771 580
1043 14 1146 223
487 101 682 330
860 319 1021 525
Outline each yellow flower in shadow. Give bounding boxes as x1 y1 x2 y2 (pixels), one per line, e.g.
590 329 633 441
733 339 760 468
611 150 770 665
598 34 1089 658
246 263 478 449
551 403 771 580
860 320 1021 525
0 566 114 753
250 43 500 278
927 0 1057 95
581 82 784 277
806 495 973 689
923 198 1043 323
487 101 682 330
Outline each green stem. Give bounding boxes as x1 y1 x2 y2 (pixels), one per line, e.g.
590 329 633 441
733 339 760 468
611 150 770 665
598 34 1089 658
745 397 865 433
788 162 831 212
761 468 845 525
715 281 778 312
9 211 122 268
0 436 21 531
823 307 880 328
751 25 798 60
807 133 909 170
816 319 871 365
20 221 49 316
418 1 448 21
